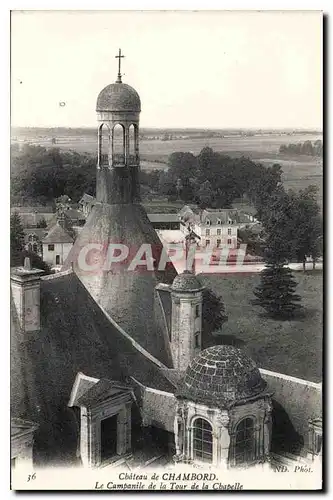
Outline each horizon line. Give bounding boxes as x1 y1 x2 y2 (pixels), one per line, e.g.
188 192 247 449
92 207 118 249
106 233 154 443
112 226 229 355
11 125 323 132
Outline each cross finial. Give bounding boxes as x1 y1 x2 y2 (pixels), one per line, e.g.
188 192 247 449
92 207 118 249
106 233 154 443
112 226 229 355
115 48 125 83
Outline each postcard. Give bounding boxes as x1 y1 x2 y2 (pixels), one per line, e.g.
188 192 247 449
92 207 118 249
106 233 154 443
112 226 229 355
10 9 323 491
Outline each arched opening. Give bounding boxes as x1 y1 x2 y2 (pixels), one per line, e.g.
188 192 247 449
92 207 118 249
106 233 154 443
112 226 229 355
234 418 255 466
128 124 137 165
99 124 110 166
192 418 213 463
112 124 125 166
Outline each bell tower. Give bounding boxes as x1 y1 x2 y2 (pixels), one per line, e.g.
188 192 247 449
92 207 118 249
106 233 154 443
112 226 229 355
96 49 141 205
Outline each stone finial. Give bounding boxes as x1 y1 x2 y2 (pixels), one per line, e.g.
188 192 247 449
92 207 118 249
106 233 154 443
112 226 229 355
24 257 32 271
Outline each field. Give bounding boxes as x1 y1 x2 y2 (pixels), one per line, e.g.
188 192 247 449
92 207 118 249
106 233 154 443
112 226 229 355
200 271 323 383
12 128 323 204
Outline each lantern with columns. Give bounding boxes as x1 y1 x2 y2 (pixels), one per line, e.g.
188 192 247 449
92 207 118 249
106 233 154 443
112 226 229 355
174 346 273 468
95 49 141 204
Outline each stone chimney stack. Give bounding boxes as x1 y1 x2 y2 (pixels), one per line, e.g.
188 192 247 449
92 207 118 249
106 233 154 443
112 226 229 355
170 271 205 371
11 258 45 336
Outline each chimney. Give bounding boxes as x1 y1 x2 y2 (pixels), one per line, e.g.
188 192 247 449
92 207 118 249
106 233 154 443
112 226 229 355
11 257 45 336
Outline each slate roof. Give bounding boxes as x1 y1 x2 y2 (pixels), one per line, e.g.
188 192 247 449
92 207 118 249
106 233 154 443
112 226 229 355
80 193 96 204
155 284 172 340
46 210 85 231
96 83 141 112
76 379 131 407
42 222 74 244
11 206 54 214
171 271 204 292
148 214 180 223
62 202 177 367
64 209 85 221
11 271 176 426
179 206 252 226
177 345 268 408
11 418 39 438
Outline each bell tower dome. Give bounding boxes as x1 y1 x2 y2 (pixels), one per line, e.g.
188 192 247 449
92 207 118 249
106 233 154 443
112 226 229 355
96 49 141 204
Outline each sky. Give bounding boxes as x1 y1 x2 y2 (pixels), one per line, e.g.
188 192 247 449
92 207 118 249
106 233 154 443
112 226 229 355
11 10 322 129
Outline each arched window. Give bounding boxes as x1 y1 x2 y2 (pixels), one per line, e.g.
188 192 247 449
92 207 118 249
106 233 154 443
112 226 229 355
99 123 110 166
112 124 125 165
32 243 38 253
234 418 255 465
192 418 213 463
128 123 138 165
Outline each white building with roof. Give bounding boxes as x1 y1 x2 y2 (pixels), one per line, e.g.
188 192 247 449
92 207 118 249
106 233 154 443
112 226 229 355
179 206 258 250
42 220 74 268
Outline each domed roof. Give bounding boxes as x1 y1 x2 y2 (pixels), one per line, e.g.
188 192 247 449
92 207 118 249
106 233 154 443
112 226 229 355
96 82 141 112
177 345 267 408
171 271 204 292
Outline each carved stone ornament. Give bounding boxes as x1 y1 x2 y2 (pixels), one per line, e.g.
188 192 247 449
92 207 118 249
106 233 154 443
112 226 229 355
216 412 230 428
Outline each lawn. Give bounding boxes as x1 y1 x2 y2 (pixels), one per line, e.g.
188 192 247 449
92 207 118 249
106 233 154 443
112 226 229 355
199 270 323 383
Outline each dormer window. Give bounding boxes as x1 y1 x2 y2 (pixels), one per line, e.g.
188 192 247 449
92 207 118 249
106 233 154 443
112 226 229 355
206 219 211 226
217 219 221 225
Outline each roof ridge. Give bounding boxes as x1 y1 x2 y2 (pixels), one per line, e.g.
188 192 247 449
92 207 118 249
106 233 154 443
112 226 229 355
41 269 73 281
79 280 169 371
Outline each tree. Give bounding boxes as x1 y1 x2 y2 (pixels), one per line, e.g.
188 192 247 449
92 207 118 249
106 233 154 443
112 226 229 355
167 152 198 182
37 217 47 228
252 264 302 319
252 163 283 221
200 286 228 349
197 180 213 208
56 195 71 214
10 212 25 265
291 186 323 270
158 171 177 198
176 178 183 200
260 188 296 265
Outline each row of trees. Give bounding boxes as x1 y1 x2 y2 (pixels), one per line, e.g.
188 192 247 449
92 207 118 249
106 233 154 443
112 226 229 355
11 144 96 205
154 148 283 212
279 140 323 157
11 144 283 217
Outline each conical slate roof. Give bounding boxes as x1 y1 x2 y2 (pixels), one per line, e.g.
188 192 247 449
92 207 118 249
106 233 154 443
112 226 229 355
62 202 177 367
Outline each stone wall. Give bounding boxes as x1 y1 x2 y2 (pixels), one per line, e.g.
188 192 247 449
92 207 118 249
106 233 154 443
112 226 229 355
43 242 73 266
141 387 177 433
260 368 322 452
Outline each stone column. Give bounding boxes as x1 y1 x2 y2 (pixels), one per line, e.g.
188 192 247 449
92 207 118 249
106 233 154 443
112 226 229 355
254 422 261 462
125 124 129 163
117 410 126 455
263 401 272 461
124 403 132 452
217 413 230 468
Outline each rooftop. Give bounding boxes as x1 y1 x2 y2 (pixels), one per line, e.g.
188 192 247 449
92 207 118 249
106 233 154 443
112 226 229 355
96 82 141 113
171 270 204 292
42 222 74 244
11 271 176 424
177 345 268 408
